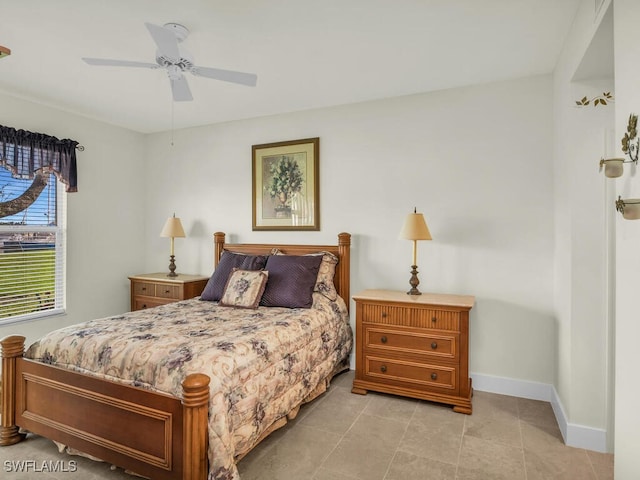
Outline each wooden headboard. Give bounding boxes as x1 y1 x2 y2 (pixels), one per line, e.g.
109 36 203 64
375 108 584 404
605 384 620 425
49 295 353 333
213 232 351 310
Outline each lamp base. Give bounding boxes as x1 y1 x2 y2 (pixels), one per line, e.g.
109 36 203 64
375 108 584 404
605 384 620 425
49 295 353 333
407 265 422 295
167 255 178 277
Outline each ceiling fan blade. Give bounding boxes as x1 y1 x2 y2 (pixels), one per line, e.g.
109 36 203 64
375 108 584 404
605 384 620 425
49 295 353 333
82 58 159 69
170 75 193 102
190 66 257 87
145 22 180 61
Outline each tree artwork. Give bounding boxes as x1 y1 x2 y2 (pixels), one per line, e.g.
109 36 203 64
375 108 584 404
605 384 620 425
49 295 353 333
266 155 304 216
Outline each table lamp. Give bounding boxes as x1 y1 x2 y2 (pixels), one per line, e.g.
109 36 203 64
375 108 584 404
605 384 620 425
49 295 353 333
160 214 186 277
399 208 432 295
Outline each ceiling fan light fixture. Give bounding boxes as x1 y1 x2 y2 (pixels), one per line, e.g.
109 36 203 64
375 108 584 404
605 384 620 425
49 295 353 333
167 65 182 80
156 48 194 70
81 21 258 102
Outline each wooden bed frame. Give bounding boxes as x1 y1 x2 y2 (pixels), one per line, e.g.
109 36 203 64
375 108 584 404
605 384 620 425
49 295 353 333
0 232 351 480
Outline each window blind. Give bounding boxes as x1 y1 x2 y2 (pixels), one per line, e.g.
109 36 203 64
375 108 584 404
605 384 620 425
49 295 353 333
0 169 65 324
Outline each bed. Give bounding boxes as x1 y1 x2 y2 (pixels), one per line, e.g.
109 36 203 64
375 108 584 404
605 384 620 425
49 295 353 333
0 231 352 480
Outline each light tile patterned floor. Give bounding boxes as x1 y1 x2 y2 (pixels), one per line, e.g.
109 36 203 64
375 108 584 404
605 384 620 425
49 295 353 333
0 370 613 480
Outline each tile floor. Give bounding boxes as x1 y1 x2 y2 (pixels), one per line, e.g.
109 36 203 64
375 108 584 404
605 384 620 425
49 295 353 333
0 370 613 480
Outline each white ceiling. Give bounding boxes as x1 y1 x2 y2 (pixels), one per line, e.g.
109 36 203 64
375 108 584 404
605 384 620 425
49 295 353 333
0 0 581 134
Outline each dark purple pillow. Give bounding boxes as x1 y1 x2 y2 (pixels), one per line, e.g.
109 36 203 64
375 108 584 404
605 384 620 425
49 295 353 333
200 251 268 302
260 255 323 308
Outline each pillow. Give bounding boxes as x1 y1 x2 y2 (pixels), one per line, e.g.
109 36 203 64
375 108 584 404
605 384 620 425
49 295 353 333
272 249 339 301
219 269 269 309
260 254 323 308
200 251 268 301
313 252 339 301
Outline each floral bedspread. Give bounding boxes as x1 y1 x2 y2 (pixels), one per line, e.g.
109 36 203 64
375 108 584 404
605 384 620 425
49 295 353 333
25 293 353 480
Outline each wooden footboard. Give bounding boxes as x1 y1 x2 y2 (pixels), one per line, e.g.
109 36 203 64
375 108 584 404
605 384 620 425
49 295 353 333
0 335 209 480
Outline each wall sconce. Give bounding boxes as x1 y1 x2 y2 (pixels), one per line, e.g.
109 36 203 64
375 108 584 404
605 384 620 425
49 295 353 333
599 113 639 177
0 46 10 59
615 196 640 220
160 214 186 276
599 158 628 178
621 113 639 164
399 208 432 295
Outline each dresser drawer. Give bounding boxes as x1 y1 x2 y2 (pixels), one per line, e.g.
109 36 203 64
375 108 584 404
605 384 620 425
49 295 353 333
361 303 409 324
360 302 460 331
133 281 180 299
133 282 156 296
364 326 458 361
415 309 460 331
155 284 180 299
365 355 458 392
133 297 172 310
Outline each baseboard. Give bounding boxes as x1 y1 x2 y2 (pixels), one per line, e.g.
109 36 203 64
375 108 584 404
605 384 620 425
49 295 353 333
470 372 553 401
471 372 608 453
549 385 608 453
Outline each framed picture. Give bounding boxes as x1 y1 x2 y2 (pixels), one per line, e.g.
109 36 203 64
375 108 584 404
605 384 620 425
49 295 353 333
252 137 319 231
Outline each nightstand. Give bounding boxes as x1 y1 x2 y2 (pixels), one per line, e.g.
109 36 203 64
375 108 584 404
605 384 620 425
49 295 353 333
351 289 475 414
128 273 209 311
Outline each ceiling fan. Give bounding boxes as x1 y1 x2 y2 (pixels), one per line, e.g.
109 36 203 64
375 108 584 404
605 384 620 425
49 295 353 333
82 22 257 102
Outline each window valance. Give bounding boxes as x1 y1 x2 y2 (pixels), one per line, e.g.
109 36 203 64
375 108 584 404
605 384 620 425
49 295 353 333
0 124 79 192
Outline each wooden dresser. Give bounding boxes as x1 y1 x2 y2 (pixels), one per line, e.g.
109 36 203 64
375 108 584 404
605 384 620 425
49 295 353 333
351 289 475 414
128 273 209 311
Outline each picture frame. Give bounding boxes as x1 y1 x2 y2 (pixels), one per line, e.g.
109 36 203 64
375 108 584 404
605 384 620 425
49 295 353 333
252 137 319 231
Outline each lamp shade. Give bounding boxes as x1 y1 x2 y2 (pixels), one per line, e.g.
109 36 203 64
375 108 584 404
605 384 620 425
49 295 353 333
160 215 186 238
399 211 432 241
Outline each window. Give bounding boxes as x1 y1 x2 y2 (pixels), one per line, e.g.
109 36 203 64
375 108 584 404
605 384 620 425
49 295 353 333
0 124 78 324
0 167 66 323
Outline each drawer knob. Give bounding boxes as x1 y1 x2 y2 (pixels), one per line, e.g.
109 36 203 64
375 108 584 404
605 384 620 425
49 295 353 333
141 287 147 291
431 342 438 349
431 317 437 323
142 304 147 309
380 336 388 344
380 365 387 373
431 372 438 380
165 289 170 294
381 312 388 318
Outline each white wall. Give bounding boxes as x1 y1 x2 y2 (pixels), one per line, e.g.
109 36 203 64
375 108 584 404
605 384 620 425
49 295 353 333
613 0 640 477
552 0 613 451
0 93 146 347
143 75 556 385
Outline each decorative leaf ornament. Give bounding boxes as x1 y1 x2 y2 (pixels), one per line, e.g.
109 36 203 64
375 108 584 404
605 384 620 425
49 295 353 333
575 91 613 107
622 113 638 155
